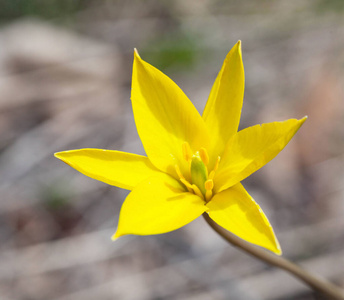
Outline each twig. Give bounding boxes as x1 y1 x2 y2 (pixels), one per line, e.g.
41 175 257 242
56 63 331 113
203 213 344 300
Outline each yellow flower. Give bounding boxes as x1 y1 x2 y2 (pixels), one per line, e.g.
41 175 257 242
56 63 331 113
55 41 306 255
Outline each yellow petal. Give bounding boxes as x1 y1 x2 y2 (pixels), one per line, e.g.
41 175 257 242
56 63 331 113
113 173 207 238
202 41 245 158
214 117 307 193
54 149 161 190
207 183 281 254
131 50 210 178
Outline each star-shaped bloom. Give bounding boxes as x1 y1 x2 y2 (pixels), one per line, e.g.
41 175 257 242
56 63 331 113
55 41 306 255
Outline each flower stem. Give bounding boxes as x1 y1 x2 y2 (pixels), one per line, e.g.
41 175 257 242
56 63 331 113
203 213 344 299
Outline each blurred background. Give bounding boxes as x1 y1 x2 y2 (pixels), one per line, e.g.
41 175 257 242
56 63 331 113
0 1 344 299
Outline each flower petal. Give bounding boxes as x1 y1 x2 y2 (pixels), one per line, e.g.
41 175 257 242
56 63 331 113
207 183 281 254
113 174 207 238
131 50 210 177
54 149 161 190
202 41 244 157
214 117 307 193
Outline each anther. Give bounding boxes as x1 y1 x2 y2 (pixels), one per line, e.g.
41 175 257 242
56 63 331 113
205 179 214 191
213 156 221 172
180 179 193 193
199 148 209 165
176 165 193 193
180 178 192 189
175 164 184 180
208 171 214 180
182 142 192 162
181 179 203 198
205 179 213 202
209 156 221 180
191 184 204 200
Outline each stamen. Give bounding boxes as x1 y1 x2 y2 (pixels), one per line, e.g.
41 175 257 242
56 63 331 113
180 176 204 200
180 178 192 190
191 184 204 200
175 164 184 180
209 156 221 179
181 181 193 194
208 170 215 180
213 156 221 172
199 148 209 165
205 179 214 190
205 179 213 202
182 142 192 162
205 190 212 202
175 165 193 193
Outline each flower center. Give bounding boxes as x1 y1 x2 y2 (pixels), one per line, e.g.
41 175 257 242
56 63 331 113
175 142 220 202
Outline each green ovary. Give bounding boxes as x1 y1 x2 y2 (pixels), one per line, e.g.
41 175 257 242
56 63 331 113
190 155 207 196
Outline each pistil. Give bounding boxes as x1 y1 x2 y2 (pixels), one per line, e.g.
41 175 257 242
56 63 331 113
190 155 207 196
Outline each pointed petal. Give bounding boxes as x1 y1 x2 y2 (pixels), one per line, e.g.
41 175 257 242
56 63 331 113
131 50 210 177
215 117 307 193
54 149 161 190
202 41 245 157
207 183 281 254
113 174 207 238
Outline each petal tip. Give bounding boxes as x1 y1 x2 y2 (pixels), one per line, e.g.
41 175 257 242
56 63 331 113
273 241 283 256
111 231 122 241
54 150 73 162
299 116 308 126
134 48 141 59
235 40 242 55
53 150 77 168
224 40 243 61
54 152 64 160
274 249 282 256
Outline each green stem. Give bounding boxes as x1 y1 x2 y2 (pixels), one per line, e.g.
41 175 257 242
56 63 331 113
203 213 344 299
